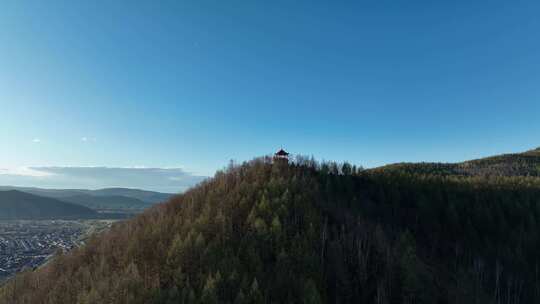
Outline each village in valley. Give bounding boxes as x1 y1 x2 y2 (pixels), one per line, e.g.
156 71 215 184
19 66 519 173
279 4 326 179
0 220 115 283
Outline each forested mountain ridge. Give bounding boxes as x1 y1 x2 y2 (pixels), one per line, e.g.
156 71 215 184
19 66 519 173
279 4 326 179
372 147 540 177
1 155 540 303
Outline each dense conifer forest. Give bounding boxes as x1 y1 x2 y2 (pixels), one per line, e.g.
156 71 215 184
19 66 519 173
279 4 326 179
1 151 540 303
374 147 540 177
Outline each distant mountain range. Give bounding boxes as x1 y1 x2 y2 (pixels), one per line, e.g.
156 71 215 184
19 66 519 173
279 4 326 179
0 186 173 212
0 186 173 203
0 190 98 220
0 187 174 220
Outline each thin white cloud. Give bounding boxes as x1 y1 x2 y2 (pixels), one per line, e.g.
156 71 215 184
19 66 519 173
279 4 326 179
0 166 206 193
0 167 52 177
32 138 41 143
81 137 88 142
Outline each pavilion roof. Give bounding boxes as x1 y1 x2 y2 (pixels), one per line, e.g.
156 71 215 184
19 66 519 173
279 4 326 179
275 149 289 156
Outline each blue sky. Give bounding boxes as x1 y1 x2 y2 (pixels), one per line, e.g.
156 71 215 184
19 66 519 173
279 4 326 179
1 0 539 191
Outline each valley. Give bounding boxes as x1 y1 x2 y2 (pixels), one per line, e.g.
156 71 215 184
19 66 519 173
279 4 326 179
0 187 171 284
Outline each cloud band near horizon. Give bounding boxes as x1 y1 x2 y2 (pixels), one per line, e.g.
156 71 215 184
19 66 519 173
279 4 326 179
0 166 207 193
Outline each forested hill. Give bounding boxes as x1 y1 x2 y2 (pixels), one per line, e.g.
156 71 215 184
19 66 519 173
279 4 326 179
372 147 540 177
0 190 98 220
2 156 540 303
58 194 152 211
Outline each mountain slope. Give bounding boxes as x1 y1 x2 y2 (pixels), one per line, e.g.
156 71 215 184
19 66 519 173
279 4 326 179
373 147 540 177
0 190 98 220
2 157 540 303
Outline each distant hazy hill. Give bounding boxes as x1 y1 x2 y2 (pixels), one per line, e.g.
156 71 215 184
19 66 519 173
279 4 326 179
88 188 173 203
0 187 173 211
58 194 152 210
0 187 173 203
372 147 540 177
0 190 98 220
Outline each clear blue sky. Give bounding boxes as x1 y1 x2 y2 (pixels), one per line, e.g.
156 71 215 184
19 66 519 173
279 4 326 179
1 1 539 190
